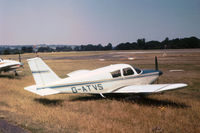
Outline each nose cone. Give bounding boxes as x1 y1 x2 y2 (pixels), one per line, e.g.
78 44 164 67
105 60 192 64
158 70 163 76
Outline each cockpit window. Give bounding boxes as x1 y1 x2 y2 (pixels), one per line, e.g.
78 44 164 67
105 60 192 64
111 70 121 78
135 67 142 74
123 67 134 76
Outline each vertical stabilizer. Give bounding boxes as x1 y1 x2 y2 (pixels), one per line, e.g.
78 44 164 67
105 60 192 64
27 57 60 86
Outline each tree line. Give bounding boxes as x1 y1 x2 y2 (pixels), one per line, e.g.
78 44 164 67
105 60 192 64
115 36 200 50
0 36 200 55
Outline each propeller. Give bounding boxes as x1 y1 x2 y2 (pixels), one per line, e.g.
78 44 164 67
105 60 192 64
18 52 21 63
18 50 24 68
154 56 163 84
155 56 158 71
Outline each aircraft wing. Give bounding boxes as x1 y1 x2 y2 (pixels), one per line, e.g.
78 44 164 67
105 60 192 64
112 83 187 93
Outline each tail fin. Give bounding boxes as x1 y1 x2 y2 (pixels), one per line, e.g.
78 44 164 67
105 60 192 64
27 57 61 86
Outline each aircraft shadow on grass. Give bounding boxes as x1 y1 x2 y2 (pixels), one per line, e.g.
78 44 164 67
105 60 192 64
0 74 23 79
70 94 190 109
33 94 189 109
34 98 64 106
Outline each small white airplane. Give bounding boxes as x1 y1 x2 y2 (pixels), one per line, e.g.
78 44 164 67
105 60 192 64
25 57 187 97
0 55 23 76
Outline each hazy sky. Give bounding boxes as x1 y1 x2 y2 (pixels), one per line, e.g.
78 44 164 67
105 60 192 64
0 0 200 45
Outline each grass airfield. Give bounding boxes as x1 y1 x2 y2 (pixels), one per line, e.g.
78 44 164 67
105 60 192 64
0 49 200 133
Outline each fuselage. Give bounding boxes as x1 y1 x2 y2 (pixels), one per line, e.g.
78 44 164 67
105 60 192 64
0 58 23 72
36 64 162 94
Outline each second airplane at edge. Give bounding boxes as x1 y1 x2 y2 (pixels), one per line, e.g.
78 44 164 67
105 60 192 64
0 57 23 76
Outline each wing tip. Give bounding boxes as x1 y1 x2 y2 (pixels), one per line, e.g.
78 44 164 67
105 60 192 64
176 83 188 87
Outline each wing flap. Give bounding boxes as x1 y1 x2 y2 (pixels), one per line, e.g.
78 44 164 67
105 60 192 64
113 83 187 93
24 85 60 96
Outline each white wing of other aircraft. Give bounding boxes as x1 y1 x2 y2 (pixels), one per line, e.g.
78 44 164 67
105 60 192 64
24 57 187 97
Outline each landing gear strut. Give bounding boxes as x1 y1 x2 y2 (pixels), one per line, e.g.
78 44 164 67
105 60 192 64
14 71 18 76
100 93 106 98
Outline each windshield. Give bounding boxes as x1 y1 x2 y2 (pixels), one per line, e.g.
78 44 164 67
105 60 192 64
134 67 142 74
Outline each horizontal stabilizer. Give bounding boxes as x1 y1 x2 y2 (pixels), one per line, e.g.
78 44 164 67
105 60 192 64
113 83 187 93
24 85 60 96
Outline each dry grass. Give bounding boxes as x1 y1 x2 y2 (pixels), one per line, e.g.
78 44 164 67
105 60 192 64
0 49 200 133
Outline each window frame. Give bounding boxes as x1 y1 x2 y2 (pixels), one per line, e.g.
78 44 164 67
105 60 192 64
110 69 122 78
134 67 142 74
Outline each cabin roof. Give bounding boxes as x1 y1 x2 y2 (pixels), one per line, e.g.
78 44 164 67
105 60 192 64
92 64 132 73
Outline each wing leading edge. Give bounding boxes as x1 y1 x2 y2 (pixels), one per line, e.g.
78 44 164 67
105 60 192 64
113 83 187 93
